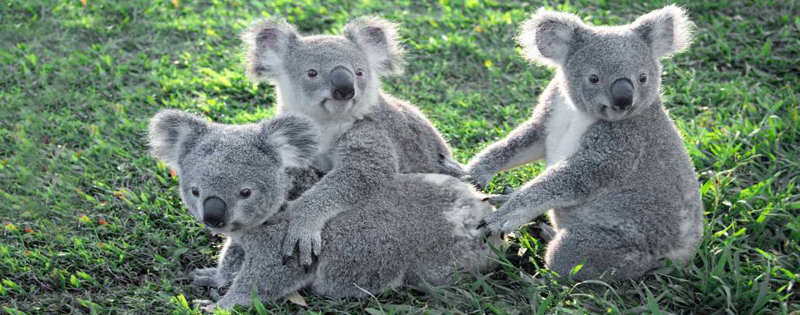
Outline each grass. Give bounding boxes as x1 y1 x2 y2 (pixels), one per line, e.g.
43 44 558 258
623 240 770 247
1 0 798 314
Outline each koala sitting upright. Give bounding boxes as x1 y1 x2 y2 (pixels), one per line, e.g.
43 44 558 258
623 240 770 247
148 110 499 311
464 6 703 280
241 17 465 267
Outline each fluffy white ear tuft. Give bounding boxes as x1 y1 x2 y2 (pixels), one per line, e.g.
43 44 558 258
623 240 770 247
241 18 299 82
632 5 694 59
147 109 209 170
343 16 406 76
517 8 587 67
258 114 319 169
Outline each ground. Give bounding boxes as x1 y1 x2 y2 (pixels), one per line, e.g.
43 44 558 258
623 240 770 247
0 0 798 314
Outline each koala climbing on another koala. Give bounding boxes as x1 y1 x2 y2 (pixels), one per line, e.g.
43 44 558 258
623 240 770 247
241 17 465 268
148 110 500 311
464 6 703 280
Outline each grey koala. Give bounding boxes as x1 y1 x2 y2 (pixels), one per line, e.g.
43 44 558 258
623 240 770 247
148 110 499 311
464 6 703 280
240 16 466 268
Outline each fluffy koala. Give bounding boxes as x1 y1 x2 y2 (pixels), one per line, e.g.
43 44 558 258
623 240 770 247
148 110 499 311
241 17 465 267
464 6 703 280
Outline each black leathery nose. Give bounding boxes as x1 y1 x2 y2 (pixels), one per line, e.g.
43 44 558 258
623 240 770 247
330 66 355 100
610 78 634 110
203 197 227 228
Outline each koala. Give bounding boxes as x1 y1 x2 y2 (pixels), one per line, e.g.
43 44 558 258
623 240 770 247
188 165 323 300
240 16 466 268
464 6 704 280
148 110 500 311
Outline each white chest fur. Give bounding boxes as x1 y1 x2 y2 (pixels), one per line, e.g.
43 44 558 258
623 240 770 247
544 99 596 166
313 119 353 172
277 104 356 172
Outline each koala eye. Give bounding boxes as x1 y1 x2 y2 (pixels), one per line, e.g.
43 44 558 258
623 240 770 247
589 74 600 84
240 189 251 199
639 74 647 83
307 69 317 78
355 68 364 76
191 187 200 197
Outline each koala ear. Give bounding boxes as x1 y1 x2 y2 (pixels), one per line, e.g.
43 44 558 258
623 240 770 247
517 8 588 67
343 16 406 76
148 109 209 170
632 5 694 59
241 18 299 82
257 114 319 169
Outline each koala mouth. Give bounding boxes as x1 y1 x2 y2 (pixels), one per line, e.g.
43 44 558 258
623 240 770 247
320 98 357 114
321 97 354 106
601 104 630 119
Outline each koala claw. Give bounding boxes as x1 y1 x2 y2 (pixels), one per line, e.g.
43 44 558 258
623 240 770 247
281 225 323 272
477 219 504 238
201 304 218 314
462 170 492 190
485 194 512 206
194 299 216 313
439 154 467 177
536 222 556 243
461 174 483 190
281 255 293 266
208 288 223 302
480 210 513 236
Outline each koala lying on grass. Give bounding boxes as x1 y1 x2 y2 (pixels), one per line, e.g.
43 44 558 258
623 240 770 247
148 110 500 311
464 6 704 280
241 17 466 268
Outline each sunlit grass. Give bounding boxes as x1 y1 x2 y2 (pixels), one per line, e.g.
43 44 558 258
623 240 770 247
1 0 798 314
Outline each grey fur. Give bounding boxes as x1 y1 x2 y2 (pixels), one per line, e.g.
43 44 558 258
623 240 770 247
464 5 703 280
147 111 499 311
241 17 464 267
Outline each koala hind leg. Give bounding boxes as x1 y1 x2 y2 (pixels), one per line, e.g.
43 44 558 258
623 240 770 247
311 227 407 298
545 225 659 281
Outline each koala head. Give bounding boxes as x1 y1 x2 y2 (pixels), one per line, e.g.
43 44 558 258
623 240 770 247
518 5 693 121
242 17 405 119
148 110 318 235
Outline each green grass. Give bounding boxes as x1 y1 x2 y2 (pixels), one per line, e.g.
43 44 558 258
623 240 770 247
1 0 798 314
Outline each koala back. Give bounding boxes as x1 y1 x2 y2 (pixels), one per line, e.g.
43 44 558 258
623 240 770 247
313 172 496 293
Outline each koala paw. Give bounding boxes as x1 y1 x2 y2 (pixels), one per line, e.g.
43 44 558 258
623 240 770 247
193 299 217 314
281 221 322 271
438 153 467 177
477 205 527 237
463 168 493 190
191 268 221 288
481 194 512 206
535 222 556 243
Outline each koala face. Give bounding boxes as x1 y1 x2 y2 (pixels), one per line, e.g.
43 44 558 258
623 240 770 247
242 17 405 119
562 35 660 120
148 111 318 235
278 35 375 116
176 131 284 234
518 5 693 121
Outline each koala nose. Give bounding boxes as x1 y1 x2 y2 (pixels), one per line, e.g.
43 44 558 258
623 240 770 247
610 78 634 110
330 66 355 101
202 197 227 228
